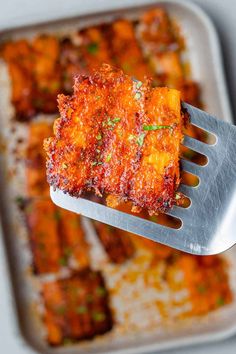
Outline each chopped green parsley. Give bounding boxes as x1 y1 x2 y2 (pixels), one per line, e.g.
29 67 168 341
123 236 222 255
137 133 145 147
87 42 99 54
134 92 142 100
136 81 143 89
76 306 88 314
143 124 171 131
106 153 112 162
92 312 106 322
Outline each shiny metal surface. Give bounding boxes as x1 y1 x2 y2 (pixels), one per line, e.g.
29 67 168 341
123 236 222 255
51 103 236 256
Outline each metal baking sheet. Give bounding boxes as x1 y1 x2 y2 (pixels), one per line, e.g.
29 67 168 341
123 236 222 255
0 1 236 353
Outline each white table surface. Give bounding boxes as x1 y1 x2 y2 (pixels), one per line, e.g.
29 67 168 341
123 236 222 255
1 0 236 353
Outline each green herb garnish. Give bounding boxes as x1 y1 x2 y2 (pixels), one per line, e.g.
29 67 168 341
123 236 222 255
197 284 207 294
59 257 67 266
134 92 142 100
136 133 145 147
112 117 121 123
106 153 112 162
54 210 61 221
96 286 106 297
55 305 66 315
143 124 171 131
107 120 113 127
136 81 142 89
87 42 99 54
92 161 103 166
15 195 24 206
96 133 102 140
175 193 181 200
92 312 106 322
63 338 73 346
216 296 225 306
76 306 88 314
107 117 120 127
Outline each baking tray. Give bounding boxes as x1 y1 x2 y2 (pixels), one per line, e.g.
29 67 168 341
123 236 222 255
0 1 236 353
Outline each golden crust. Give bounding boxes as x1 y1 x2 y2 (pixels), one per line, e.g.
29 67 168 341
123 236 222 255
45 64 184 215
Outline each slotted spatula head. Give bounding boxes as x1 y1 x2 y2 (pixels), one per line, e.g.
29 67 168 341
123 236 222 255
51 103 236 255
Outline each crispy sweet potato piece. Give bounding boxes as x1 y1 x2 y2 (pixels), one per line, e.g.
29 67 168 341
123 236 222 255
108 19 153 80
32 35 62 113
129 86 183 213
26 121 52 197
78 26 112 72
25 197 90 273
57 209 90 269
42 269 113 346
1 35 62 119
138 8 184 88
138 8 202 188
42 281 66 345
138 8 178 50
26 198 61 274
138 8 202 107
1 40 36 120
45 64 184 215
93 221 134 264
166 254 233 316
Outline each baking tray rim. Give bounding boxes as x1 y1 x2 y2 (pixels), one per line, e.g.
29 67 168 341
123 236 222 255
0 0 235 353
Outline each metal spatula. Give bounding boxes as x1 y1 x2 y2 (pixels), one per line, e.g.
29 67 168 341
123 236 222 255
50 103 236 255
